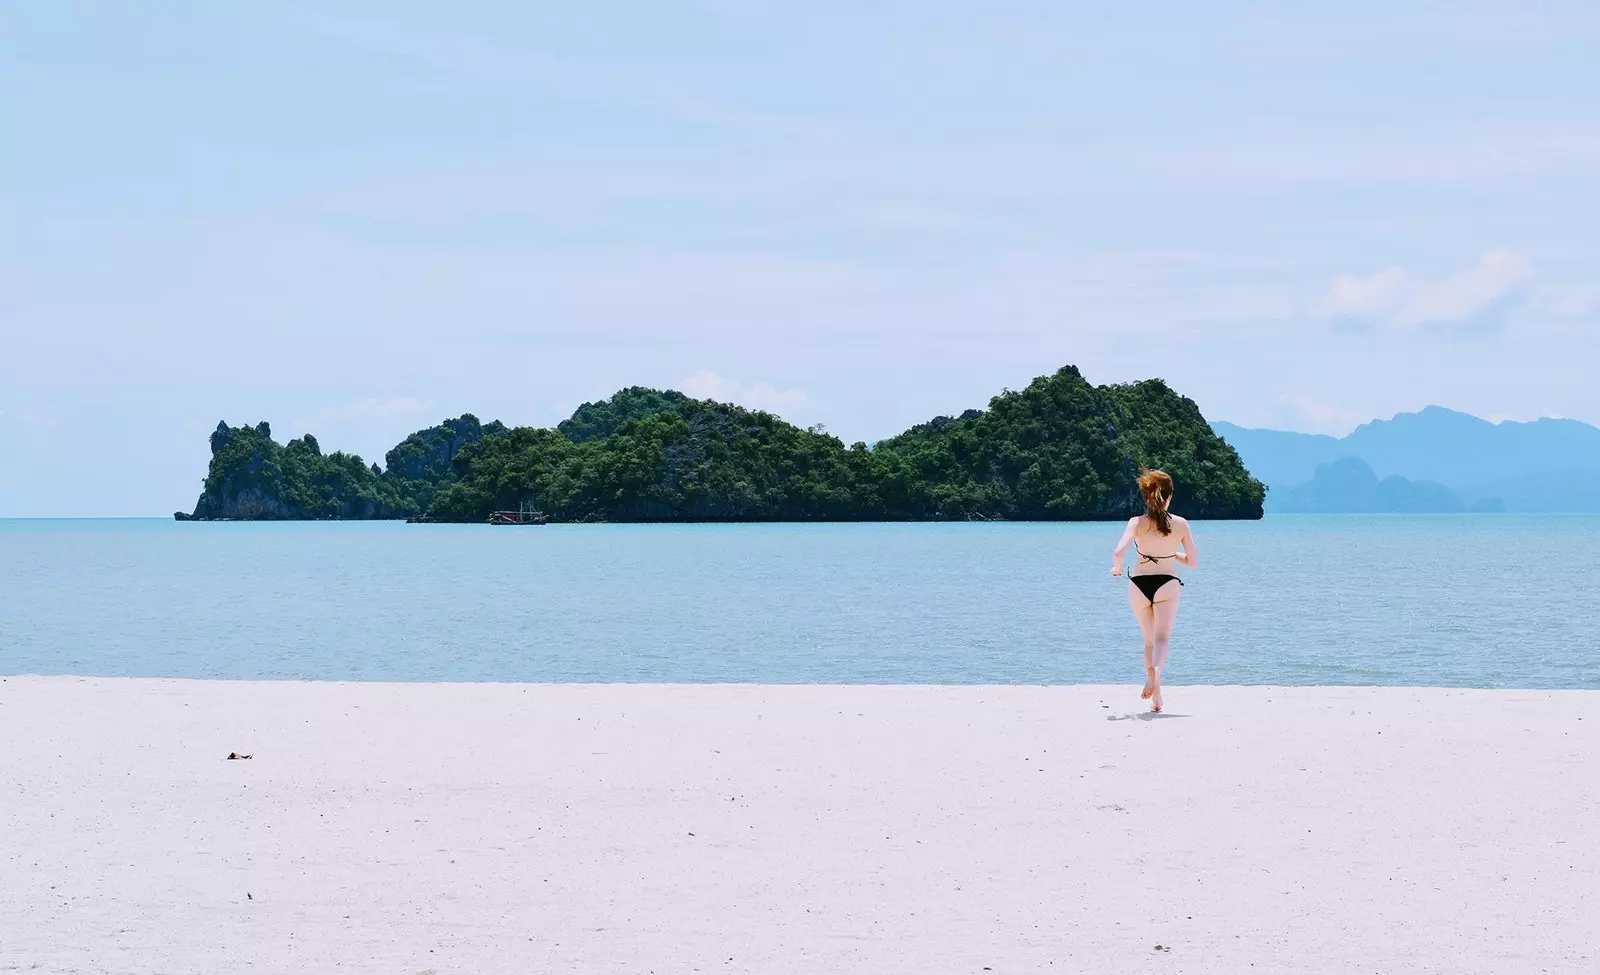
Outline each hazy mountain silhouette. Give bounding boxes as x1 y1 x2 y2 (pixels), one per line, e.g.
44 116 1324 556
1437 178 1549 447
1214 407 1600 512
1457 471 1600 513
1267 458 1507 514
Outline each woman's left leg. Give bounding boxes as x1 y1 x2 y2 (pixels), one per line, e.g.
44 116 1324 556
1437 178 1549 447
1127 583 1157 698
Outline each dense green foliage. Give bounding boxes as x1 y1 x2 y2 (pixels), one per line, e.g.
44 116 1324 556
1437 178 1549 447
184 367 1265 522
190 421 409 520
424 369 1261 522
557 387 690 443
426 427 578 522
859 367 1262 519
383 414 506 513
430 402 871 521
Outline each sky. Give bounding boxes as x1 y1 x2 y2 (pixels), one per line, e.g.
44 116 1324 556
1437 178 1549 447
4 1 1599 516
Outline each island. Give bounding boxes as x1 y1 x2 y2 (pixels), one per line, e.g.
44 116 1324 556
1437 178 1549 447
176 365 1266 523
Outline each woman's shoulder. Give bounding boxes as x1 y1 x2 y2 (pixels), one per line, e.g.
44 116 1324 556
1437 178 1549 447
1171 513 1191 530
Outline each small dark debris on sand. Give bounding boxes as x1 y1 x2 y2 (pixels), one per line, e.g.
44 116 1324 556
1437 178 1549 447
226 752 253 760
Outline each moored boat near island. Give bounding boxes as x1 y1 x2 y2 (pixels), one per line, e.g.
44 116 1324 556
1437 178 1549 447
487 502 548 526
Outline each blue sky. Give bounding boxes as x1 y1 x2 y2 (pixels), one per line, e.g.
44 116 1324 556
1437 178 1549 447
4 1 1599 515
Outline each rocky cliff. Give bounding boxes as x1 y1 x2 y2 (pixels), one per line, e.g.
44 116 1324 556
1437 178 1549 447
382 415 506 513
180 422 410 521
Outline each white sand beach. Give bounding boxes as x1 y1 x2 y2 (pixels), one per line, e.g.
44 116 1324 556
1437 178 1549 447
1 679 1595 974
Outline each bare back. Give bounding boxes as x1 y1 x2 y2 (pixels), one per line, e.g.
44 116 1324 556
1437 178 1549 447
1129 514 1190 577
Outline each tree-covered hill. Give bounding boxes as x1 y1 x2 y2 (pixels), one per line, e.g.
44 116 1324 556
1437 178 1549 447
557 387 690 443
179 366 1264 522
868 368 1263 519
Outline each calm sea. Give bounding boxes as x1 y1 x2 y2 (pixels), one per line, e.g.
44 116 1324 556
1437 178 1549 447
1 517 1594 688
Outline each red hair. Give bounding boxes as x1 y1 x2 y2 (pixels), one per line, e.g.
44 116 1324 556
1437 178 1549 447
1138 469 1173 535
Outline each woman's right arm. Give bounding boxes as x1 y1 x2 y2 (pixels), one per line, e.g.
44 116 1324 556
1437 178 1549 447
1110 517 1137 576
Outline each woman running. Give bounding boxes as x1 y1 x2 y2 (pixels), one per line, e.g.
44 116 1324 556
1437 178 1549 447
1110 469 1197 712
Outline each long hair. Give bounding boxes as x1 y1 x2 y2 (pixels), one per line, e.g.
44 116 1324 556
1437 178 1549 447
1138 469 1174 535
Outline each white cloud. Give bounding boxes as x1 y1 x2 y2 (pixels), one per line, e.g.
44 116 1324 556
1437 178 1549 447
1324 266 1408 320
1485 410 1566 424
293 397 436 435
1532 284 1600 320
1274 394 1374 436
1318 250 1533 330
1405 251 1532 325
678 369 811 417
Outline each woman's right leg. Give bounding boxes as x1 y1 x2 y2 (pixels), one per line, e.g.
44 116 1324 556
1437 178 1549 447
1127 584 1156 698
1147 584 1182 711
1149 584 1182 670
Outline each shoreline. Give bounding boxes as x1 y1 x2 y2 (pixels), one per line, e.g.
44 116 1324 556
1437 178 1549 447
3 679 1595 973
8 674 1598 693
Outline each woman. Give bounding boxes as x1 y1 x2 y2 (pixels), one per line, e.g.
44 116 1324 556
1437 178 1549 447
1110 470 1197 712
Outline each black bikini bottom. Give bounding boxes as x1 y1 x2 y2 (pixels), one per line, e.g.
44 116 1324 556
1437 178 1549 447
1131 574 1182 604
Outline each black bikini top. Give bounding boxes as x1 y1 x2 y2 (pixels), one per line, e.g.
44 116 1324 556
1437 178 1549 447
1135 543 1177 565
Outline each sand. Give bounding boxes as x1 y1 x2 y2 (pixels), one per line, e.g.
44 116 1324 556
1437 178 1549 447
1 678 1595 974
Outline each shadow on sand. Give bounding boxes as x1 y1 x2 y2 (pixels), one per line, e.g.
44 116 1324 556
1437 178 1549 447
1106 711 1189 721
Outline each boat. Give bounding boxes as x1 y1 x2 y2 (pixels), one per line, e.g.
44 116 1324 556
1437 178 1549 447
488 501 549 526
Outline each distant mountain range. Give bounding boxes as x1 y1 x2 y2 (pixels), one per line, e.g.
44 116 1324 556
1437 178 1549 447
1213 407 1600 513
1267 457 1505 514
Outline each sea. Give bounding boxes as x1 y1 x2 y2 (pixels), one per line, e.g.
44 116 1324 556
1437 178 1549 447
2 517 1595 688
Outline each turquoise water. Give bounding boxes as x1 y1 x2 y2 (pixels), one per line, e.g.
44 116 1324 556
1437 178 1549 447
1 517 1594 687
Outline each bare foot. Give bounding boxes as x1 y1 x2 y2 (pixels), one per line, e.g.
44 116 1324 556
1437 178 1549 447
1141 667 1155 699
1151 684 1164 713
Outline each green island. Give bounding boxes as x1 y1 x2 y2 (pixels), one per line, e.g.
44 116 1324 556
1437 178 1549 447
177 366 1265 523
